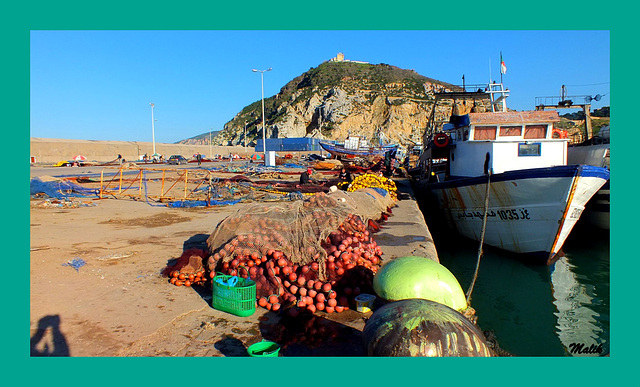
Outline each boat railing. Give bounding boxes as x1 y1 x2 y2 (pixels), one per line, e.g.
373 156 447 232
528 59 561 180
535 95 592 108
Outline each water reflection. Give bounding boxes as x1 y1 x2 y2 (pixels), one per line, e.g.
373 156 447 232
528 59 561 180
438 241 566 356
551 225 610 356
422 202 609 356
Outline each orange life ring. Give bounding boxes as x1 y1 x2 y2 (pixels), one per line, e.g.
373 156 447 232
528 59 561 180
434 133 450 147
552 129 568 139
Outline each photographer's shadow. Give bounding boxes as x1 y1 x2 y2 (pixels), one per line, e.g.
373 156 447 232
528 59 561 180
30 315 70 357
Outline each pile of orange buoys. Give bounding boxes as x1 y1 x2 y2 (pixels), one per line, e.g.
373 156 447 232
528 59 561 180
164 249 208 287
169 268 207 287
209 211 384 314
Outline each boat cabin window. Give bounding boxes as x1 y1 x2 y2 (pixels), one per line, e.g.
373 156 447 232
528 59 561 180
455 129 468 142
474 126 497 140
524 125 547 139
499 125 522 137
518 142 541 156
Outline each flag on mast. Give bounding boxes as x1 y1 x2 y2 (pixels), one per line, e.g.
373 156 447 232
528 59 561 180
500 52 507 74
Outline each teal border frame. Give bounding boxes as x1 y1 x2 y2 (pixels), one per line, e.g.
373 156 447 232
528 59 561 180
8 0 629 385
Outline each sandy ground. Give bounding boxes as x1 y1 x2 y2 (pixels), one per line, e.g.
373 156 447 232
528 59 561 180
29 164 438 357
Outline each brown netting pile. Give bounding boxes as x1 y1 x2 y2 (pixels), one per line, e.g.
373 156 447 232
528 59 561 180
205 189 395 313
162 248 207 287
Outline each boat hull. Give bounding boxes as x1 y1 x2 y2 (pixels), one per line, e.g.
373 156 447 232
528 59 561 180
567 143 610 230
580 180 610 230
319 141 396 161
415 165 609 264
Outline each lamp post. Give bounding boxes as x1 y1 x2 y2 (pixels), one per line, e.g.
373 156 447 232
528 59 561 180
209 128 213 161
252 68 272 165
244 121 247 157
150 103 156 156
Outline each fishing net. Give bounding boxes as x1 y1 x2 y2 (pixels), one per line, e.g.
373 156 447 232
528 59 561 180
205 188 396 312
347 173 398 200
330 188 395 222
162 248 208 287
30 176 99 199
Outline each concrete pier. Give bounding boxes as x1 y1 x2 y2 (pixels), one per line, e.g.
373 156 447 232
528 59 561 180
373 178 439 263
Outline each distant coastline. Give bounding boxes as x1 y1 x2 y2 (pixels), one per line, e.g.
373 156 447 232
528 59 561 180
30 137 249 164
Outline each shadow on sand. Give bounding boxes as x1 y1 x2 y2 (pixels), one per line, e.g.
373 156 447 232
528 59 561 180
30 314 70 357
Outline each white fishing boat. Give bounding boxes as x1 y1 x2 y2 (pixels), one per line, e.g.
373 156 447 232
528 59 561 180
413 83 609 264
567 126 610 229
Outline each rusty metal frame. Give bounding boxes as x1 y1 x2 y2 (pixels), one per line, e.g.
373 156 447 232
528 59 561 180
98 166 214 203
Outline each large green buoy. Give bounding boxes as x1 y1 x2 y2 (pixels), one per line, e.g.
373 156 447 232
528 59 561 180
373 256 467 311
363 299 493 357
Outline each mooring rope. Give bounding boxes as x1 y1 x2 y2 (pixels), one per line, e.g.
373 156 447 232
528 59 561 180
466 170 491 304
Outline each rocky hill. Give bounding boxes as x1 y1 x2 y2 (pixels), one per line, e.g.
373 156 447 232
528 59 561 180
180 59 482 147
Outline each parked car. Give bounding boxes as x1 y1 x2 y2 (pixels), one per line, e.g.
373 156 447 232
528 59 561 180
53 160 86 167
306 153 325 161
167 155 188 165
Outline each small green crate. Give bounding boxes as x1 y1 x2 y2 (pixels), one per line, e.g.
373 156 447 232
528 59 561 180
212 274 256 317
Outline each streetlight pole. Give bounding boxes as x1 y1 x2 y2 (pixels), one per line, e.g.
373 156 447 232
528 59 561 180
244 121 247 157
209 128 213 161
252 68 272 165
150 103 156 156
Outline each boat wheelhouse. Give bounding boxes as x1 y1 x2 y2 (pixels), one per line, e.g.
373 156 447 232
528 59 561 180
413 82 609 264
424 110 568 181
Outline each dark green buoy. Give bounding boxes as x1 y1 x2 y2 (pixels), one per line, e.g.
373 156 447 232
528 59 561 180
363 298 493 357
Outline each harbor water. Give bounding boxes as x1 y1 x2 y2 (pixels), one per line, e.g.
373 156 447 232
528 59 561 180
421 206 610 356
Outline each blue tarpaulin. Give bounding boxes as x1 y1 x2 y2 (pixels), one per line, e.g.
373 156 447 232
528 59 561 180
62 258 86 272
30 177 98 199
168 199 242 208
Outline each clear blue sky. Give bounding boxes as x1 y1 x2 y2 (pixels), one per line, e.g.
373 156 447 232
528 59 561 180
30 30 609 144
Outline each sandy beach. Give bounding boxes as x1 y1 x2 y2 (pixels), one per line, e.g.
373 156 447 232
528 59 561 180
30 161 437 357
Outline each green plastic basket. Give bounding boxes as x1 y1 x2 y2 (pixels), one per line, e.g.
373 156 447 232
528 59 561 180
212 273 256 317
247 340 281 357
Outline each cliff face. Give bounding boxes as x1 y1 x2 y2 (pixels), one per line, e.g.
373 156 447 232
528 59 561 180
182 61 478 146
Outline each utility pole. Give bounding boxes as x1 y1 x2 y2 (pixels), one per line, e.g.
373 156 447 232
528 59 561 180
150 103 156 156
252 68 272 165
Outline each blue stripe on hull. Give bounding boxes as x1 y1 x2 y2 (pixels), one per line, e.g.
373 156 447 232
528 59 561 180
415 164 609 264
318 141 397 157
430 165 609 190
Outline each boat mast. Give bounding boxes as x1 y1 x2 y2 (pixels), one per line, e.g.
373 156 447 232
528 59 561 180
488 52 509 112
488 82 509 112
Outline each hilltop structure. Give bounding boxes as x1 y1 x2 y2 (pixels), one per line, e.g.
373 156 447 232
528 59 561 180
182 60 489 148
329 52 369 64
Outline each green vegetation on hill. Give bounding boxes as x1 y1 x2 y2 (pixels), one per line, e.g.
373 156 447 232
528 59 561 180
177 130 220 144
182 61 459 145
561 106 609 120
283 61 452 103
555 115 609 138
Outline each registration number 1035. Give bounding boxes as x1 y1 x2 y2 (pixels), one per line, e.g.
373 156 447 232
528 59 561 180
496 208 530 221
457 208 531 221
